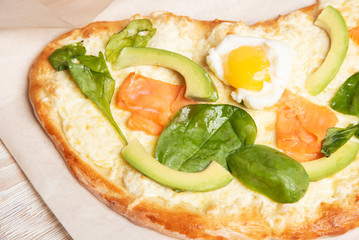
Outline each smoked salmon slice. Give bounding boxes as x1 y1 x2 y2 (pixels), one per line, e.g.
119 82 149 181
349 26 359 45
127 113 164 136
276 90 338 162
116 72 195 136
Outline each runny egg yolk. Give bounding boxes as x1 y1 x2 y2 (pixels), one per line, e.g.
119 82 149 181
223 46 271 91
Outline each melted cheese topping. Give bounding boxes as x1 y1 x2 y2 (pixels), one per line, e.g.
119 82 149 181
52 0 359 231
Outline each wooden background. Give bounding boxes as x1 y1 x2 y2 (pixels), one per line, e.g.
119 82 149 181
0 140 71 239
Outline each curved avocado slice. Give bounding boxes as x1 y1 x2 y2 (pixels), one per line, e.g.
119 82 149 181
122 139 233 192
301 141 359 181
114 47 218 102
305 6 348 96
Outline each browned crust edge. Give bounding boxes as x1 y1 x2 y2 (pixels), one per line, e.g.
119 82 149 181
251 2 320 29
28 7 359 240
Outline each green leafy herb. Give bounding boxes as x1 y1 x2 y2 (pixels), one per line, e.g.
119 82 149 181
77 52 111 76
67 55 127 144
105 19 156 64
155 104 257 172
355 128 359 139
330 72 359 116
227 145 309 203
48 41 86 71
321 124 359 157
48 41 127 144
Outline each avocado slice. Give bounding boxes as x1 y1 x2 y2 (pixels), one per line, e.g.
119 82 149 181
305 6 349 96
114 47 218 102
122 139 233 192
301 141 359 181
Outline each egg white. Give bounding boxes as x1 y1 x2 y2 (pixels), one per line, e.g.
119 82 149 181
206 35 296 109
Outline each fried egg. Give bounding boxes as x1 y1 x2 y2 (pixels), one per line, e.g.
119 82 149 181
206 35 295 109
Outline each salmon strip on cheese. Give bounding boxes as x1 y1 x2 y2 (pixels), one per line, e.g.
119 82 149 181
349 26 359 45
116 72 195 136
276 90 338 162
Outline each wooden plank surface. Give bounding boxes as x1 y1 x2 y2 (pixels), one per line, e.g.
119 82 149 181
0 139 72 240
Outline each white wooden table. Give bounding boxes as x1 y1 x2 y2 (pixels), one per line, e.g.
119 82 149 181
0 139 71 239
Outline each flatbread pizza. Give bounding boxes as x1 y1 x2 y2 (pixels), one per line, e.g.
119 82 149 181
29 0 359 239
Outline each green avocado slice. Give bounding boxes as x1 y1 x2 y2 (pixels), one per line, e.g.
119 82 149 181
301 141 359 181
122 139 233 192
305 5 349 96
114 47 218 102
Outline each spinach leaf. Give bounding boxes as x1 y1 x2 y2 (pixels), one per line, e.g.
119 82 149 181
49 41 86 71
355 128 359 139
77 52 111 76
48 41 127 143
67 55 127 144
155 104 257 172
105 19 156 64
227 145 309 203
321 124 359 157
330 72 359 116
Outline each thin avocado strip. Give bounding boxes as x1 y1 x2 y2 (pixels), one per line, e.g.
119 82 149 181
122 139 233 192
302 141 359 181
305 6 348 95
114 47 218 102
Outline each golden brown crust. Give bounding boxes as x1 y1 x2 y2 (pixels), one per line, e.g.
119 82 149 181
251 2 320 30
29 7 359 240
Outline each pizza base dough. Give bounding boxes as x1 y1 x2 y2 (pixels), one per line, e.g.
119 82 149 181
29 2 359 239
